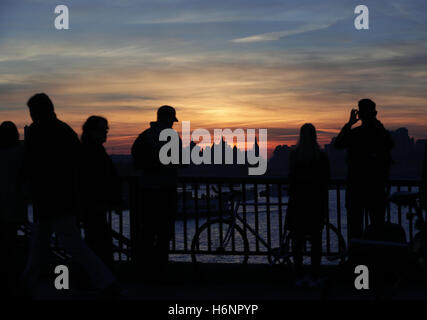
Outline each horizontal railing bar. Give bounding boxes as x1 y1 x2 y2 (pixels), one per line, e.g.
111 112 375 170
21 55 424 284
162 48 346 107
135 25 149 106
121 175 421 187
173 251 342 256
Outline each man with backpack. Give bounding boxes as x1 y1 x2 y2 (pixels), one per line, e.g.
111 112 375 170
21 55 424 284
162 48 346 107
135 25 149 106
131 105 182 281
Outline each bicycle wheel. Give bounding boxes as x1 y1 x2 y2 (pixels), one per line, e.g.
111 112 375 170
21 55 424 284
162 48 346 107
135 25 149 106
191 218 249 264
270 223 346 266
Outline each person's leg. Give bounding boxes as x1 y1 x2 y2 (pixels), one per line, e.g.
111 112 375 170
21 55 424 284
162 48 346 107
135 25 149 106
21 219 52 291
367 186 387 240
0 222 14 297
139 188 157 273
6 223 23 294
155 188 177 270
82 212 96 250
291 231 304 278
83 210 114 268
347 207 365 240
310 229 322 279
346 186 365 240
53 215 115 290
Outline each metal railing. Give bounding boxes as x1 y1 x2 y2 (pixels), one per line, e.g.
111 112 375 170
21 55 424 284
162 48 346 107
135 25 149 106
19 177 422 263
105 176 421 262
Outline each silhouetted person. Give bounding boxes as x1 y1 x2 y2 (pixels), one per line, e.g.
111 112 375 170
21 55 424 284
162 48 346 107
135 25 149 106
131 105 181 280
334 99 393 240
0 121 27 298
79 116 122 268
20 93 120 297
287 124 330 287
422 144 427 210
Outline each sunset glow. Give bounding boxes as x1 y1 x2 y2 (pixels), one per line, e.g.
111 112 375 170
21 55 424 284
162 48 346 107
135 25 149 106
1 1 427 157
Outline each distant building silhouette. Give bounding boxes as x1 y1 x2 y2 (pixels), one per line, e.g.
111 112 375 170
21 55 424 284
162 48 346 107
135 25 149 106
267 127 425 179
110 127 425 179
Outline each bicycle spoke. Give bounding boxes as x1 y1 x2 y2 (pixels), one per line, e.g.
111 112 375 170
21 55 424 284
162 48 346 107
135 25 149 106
192 219 248 264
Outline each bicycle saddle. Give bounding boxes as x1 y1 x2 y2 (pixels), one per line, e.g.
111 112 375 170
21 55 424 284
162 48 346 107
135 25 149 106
389 191 419 207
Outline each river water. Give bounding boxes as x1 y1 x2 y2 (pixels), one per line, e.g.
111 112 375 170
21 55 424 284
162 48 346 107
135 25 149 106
111 186 419 264
26 186 419 264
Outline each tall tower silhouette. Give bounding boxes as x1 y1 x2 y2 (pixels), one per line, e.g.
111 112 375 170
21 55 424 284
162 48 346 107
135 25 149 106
253 136 259 157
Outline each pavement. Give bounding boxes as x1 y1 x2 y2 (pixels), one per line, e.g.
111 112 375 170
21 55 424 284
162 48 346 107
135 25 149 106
21 262 427 300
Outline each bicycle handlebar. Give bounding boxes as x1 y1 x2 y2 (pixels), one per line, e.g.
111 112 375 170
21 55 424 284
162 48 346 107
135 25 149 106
211 185 242 197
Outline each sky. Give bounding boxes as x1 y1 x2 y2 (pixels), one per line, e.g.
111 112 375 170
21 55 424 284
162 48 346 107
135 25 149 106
1 0 427 156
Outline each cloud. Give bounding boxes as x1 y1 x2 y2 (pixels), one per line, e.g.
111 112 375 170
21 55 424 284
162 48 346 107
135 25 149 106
231 23 331 43
1 0 427 152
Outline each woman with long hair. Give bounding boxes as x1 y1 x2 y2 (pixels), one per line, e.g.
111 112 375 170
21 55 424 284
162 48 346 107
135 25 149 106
287 123 330 287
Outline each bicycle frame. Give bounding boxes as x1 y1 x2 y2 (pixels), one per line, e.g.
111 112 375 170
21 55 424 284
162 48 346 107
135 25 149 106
220 191 290 264
219 190 346 265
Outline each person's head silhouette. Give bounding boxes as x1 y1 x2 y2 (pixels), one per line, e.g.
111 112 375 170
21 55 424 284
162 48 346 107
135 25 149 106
358 98 377 122
298 123 318 147
27 93 56 123
0 121 19 149
82 116 109 144
294 123 320 160
157 105 178 128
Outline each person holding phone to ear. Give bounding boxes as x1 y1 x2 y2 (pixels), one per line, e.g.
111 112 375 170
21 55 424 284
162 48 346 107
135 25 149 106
334 99 394 241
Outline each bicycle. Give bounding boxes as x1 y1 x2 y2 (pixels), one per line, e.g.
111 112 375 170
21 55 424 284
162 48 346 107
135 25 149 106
190 185 347 266
389 191 427 268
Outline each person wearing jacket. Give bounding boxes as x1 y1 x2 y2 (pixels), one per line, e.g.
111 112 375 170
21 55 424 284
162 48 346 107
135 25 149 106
334 99 393 241
79 115 122 268
20 93 120 298
131 105 182 280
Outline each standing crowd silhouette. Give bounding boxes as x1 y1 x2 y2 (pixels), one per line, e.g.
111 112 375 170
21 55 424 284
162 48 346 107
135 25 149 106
0 93 425 298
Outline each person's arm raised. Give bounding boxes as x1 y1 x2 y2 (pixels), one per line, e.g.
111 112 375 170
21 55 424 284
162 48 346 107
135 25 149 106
334 109 359 149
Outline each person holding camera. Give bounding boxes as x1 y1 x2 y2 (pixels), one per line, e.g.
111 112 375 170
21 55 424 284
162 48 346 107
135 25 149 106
334 99 393 241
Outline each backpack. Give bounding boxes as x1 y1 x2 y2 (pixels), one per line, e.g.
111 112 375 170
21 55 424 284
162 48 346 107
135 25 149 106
131 130 160 171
